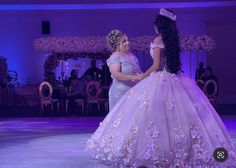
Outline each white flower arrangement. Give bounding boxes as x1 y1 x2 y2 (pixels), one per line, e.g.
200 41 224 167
180 35 215 52
34 35 215 56
34 36 156 55
34 36 108 54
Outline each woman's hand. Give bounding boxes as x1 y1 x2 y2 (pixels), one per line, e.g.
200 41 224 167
137 73 145 80
131 73 143 81
130 74 138 81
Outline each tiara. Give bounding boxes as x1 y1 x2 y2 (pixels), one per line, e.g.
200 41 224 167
159 8 176 21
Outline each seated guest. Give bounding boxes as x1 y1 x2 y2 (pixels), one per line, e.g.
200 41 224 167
83 59 102 81
67 69 86 98
47 72 56 86
66 69 87 115
195 62 205 89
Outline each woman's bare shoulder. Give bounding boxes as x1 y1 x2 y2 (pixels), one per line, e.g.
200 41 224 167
153 35 163 45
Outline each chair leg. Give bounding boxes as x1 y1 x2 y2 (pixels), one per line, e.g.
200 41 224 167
41 104 44 116
89 104 90 115
78 101 84 116
82 103 84 115
98 103 100 113
57 102 60 113
105 101 109 113
51 103 53 112
65 100 69 115
89 104 92 115
87 103 89 116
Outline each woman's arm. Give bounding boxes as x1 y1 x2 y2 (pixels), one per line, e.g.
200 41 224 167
139 37 162 80
109 63 139 81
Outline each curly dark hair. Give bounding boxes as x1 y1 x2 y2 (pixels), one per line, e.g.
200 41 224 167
154 9 181 74
106 29 125 50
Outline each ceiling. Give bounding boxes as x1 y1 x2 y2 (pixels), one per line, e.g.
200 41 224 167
0 0 235 4
0 0 235 21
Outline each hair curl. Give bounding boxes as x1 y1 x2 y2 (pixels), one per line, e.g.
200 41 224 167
155 9 182 74
106 29 125 50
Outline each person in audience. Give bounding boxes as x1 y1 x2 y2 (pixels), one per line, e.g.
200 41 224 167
202 67 218 82
195 62 204 80
101 58 112 87
47 72 56 86
195 62 205 89
83 59 102 81
66 69 87 115
100 58 112 99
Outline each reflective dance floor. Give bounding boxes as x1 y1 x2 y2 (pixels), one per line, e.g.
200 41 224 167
0 116 235 168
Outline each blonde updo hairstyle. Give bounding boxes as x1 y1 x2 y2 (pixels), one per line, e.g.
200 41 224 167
106 29 125 51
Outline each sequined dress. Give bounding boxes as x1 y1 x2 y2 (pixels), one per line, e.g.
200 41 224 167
86 43 236 167
106 53 141 110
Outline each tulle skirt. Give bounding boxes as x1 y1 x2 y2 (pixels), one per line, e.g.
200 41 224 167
87 70 236 168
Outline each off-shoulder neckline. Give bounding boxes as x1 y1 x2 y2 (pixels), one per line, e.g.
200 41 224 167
110 52 133 58
150 42 165 48
150 42 164 45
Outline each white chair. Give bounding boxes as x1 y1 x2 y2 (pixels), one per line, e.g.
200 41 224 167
39 81 59 115
99 98 109 114
203 79 218 108
86 81 101 114
74 99 84 114
196 79 205 89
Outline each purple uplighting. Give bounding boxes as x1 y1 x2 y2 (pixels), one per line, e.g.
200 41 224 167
0 0 236 167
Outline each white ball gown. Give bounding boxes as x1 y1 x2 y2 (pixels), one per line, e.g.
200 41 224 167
86 43 236 167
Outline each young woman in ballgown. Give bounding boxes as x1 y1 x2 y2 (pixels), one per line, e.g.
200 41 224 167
87 9 236 167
